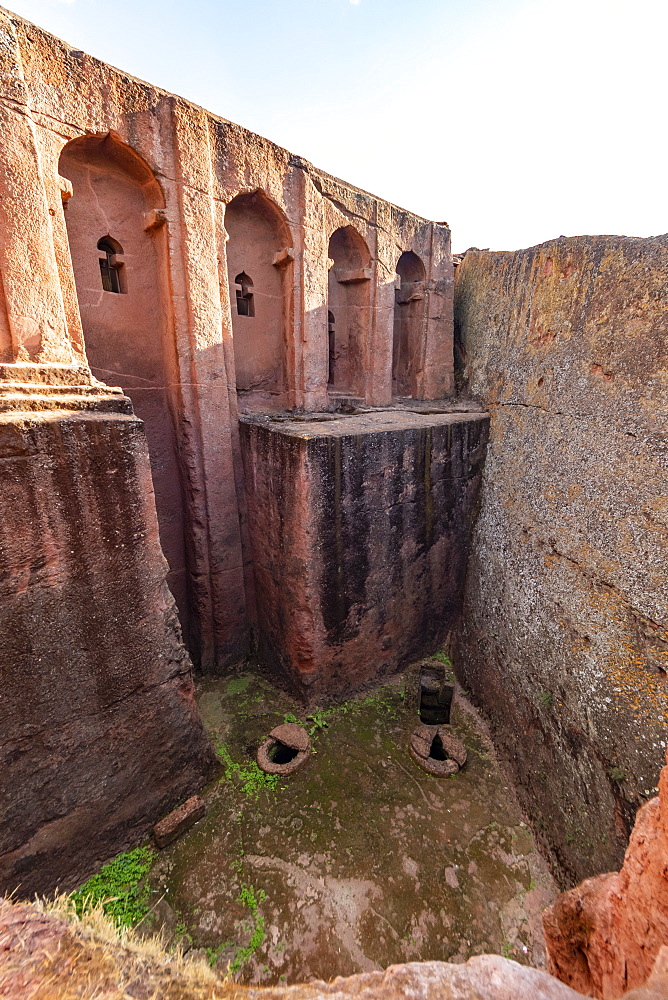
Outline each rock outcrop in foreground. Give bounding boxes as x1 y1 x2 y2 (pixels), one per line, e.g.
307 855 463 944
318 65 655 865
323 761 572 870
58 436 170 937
2 896 668 1000
544 749 668 998
0 898 589 1000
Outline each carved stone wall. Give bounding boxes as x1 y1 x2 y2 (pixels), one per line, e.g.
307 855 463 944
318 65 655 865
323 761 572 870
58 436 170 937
240 409 488 701
454 235 668 882
0 399 217 896
0 4 454 670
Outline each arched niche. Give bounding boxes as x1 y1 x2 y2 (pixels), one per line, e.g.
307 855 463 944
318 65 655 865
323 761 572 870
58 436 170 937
393 250 426 398
327 226 371 398
58 132 190 638
225 191 293 411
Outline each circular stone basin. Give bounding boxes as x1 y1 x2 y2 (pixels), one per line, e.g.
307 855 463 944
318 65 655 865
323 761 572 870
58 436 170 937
409 724 467 777
256 723 311 776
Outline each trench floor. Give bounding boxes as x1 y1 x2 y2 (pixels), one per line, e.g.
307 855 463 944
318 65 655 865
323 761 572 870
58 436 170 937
146 670 556 985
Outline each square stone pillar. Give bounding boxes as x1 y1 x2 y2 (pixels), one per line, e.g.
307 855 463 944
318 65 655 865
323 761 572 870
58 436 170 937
240 408 489 702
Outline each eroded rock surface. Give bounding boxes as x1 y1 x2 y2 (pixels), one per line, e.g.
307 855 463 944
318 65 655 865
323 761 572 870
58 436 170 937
454 235 668 881
240 411 488 700
544 749 668 998
0 406 217 896
0 898 584 1000
4 896 668 1000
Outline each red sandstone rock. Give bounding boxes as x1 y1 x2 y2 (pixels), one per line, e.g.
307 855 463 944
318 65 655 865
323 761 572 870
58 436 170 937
152 796 206 849
0 6 454 680
454 235 668 880
543 749 668 999
240 410 488 701
256 726 311 776
0 896 593 999
268 724 310 752
409 725 467 776
0 4 455 896
0 404 217 896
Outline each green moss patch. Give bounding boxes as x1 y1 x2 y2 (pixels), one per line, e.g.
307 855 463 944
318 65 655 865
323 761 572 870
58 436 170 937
71 847 155 929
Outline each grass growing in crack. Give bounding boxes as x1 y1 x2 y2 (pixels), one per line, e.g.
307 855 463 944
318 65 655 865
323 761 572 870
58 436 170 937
283 685 404 740
215 742 280 798
206 940 233 967
70 847 155 930
306 709 335 735
229 884 267 974
607 766 626 783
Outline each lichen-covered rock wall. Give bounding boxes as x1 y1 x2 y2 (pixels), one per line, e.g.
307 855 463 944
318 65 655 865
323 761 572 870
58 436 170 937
453 235 668 883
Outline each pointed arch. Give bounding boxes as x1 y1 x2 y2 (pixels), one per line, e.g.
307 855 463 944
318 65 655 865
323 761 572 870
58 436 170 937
58 132 190 639
327 225 371 397
225 190 293 410
393 250 426 398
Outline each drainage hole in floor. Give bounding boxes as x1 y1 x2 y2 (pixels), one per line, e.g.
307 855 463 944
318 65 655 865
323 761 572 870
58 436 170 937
268 741 299 765
429 734 448 761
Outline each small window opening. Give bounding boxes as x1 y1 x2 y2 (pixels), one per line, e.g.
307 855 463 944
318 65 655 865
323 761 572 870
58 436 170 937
98 237 124 294
429 734 448 761
235 271 255 317
268 740 299 765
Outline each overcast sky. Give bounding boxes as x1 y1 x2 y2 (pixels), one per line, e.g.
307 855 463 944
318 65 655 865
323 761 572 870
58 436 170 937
7 0 667 251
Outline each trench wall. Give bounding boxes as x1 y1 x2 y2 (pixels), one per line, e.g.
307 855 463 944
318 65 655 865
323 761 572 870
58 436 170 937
0 403 217 896
454 235 668 883
240 412 489 701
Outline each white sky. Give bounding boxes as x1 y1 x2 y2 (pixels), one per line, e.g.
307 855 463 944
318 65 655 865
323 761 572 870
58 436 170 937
6 0 668 251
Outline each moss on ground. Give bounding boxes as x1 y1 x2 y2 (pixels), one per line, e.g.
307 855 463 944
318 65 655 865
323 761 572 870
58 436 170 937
147 668 556 985
71 847 155 930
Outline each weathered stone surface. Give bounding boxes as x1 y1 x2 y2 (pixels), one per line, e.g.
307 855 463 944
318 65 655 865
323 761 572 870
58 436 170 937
0 896 591 999
0 403 217 896
0 5 455 674
153 796 206 849
269 724 310 752
240 409 489 701
454 235 668 881
543 750 668 998
256 737 311 777
256 724 312 775
409 725 467 775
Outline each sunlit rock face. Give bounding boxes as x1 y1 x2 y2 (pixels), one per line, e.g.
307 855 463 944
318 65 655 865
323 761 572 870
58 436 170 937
0 898 589 1000
240 409 488 700
454 235 668 882
544 749 668 999
2 894 668 999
